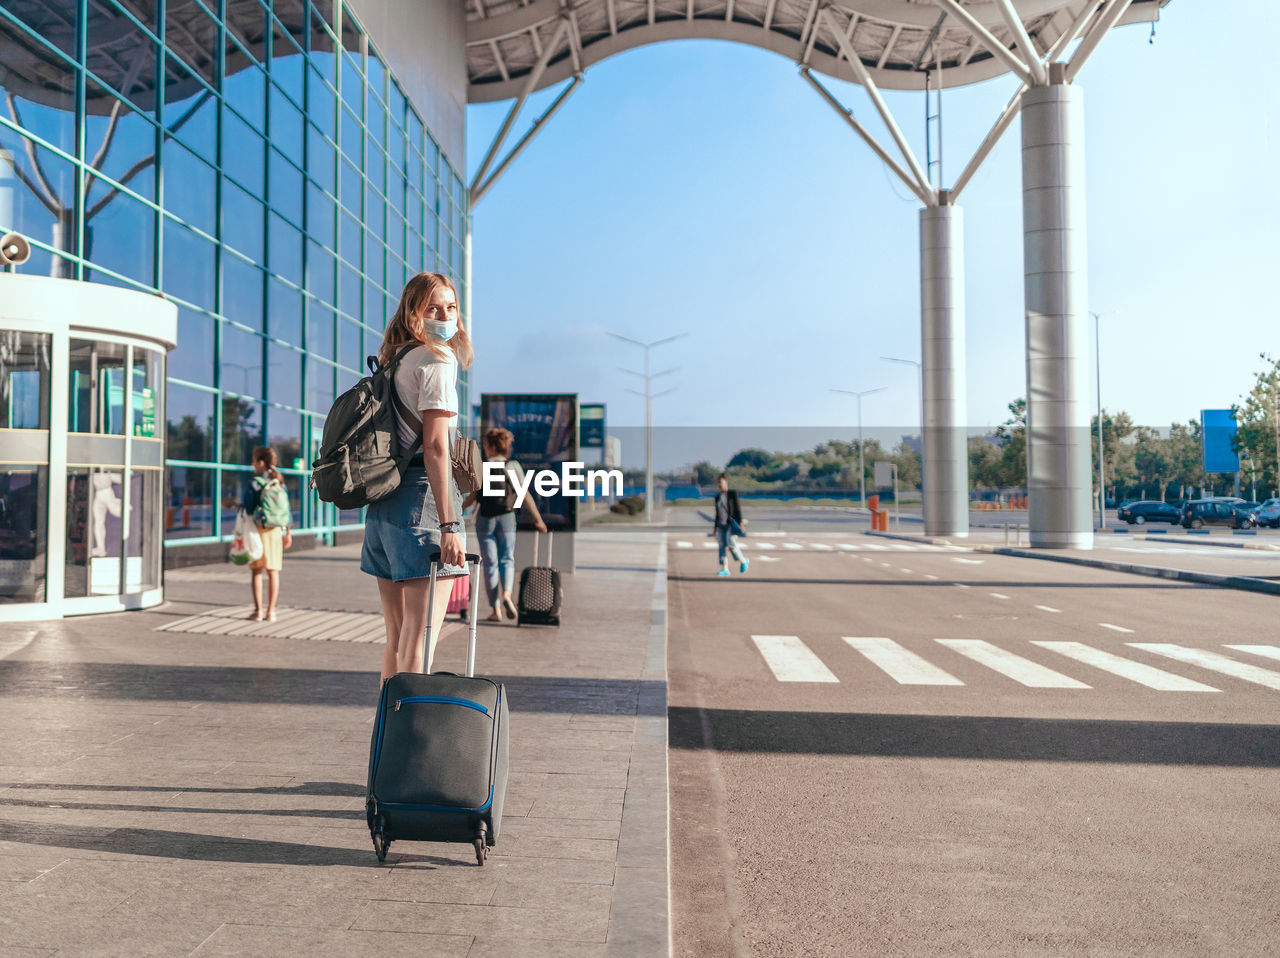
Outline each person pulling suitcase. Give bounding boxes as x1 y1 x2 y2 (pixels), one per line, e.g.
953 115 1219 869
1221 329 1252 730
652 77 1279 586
366 553 510 865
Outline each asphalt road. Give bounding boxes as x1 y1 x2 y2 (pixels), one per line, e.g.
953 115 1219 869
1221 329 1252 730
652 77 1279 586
666 523 1280 957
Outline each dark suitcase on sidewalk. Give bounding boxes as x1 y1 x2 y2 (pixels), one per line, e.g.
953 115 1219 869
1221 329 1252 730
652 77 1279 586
366 553 509 865
517 531 562 627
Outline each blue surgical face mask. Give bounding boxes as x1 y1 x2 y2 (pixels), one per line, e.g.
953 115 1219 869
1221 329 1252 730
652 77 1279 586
424 317 457 341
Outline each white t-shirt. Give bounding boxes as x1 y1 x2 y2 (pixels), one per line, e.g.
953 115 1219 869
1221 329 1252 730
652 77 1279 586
392 344 458 450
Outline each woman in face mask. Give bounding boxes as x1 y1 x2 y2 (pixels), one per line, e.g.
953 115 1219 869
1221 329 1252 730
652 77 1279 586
362 272 473 681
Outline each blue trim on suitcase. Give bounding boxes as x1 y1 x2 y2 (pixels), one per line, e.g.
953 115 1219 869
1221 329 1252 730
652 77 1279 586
395 695 489 715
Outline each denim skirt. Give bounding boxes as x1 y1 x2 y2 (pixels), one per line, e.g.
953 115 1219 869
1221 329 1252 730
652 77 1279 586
360 467 468 581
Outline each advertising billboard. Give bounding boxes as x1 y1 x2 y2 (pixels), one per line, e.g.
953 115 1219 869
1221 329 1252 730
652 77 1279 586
580 403 606 449
480 393 579 531
1201 409 1239 474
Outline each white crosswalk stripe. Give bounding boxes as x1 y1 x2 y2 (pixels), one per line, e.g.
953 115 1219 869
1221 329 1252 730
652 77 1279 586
936 639 1090 688
811 543 834 551
782 542 803 550
844 637 964 686
676 541 692 548
1225 645 1280 663
754 542 777 549
743 634 1278 693
751 635 838 682
1032 641 1219 692
837 543 862 550
1129 644 1280 691
864 544 888 550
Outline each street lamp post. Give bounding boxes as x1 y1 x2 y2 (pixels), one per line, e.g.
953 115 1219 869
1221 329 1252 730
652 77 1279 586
881 356 922 436
1091 310 1119 530
609 332 687 524
832 386 887 511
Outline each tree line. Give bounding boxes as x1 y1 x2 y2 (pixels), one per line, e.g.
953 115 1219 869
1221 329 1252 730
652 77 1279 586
671 356 1280 502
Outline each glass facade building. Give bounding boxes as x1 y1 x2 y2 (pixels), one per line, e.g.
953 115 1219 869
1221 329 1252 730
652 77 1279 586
0 0 468 557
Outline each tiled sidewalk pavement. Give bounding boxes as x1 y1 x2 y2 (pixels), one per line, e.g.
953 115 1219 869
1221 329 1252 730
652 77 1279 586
0 531 669 957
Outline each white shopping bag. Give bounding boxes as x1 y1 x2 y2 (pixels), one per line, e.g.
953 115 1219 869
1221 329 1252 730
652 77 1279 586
229 508 264 565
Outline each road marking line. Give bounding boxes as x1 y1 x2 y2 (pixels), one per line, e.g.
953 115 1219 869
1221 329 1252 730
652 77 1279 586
864 544 888 550
889 545 918 551
1032 641 1218 692
675 541 692 548
900 568 913 574
1225 645 1280 663
1128 644 1280 691
924 574 939 580
844 637 964 686
701 541 717 549
1035 605 1061 613
756 555 781 562
755 542 777 549
953 582 970 589
1098 623 1134 633
936 639 1090 688
836 543 862 550
952 557 984 565
880 562 891 567
751 635 838 683
782 543 804 550
811 543 834 551
988 592 1010 600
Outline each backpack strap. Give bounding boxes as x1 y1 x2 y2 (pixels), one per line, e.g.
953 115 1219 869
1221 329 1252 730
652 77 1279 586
384 343 424 455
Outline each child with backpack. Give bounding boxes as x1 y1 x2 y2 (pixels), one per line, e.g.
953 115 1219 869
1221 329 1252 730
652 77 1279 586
245 446 293 621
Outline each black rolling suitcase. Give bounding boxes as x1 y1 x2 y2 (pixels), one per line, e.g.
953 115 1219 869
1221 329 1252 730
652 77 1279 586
366 552 509 865
517 531 562 627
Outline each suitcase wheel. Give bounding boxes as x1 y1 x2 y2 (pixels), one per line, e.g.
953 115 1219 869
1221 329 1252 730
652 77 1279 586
372 818 391 863
473 820 489 866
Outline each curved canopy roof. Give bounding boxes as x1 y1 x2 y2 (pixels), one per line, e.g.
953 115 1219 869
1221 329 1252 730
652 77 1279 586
466 0 1168 103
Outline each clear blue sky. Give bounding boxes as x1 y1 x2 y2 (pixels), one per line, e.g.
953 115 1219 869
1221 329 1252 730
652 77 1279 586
467 1 1276 461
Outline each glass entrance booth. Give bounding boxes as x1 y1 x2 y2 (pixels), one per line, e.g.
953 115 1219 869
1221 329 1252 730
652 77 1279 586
0 274 176 620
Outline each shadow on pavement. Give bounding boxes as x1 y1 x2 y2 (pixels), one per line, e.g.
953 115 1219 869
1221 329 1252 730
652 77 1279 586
0 819 394 867
0 662 664 713
668 707 1280 767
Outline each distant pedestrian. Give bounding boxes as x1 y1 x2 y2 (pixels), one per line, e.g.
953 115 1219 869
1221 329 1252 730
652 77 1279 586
462 428 547 622
361 272 471 682
244 446 293 621
713 473 747 576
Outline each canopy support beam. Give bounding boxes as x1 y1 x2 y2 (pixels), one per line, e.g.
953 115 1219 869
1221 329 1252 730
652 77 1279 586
821 7 934 202
800 68 935 207
470 75 581 208
469 17 570 195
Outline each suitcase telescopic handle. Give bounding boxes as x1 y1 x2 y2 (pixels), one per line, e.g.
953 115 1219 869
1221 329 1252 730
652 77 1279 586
425 552 482 677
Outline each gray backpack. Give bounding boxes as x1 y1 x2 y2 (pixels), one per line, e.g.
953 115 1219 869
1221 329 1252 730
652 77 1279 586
310 345 421 509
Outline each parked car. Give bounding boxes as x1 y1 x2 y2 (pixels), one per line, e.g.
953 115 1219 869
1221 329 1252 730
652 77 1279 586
1116 500 1182 525
1180 498 1253 530
1253 499 1280 529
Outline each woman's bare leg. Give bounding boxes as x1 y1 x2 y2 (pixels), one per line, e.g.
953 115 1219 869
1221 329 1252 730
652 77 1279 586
377 578 405 683
425 577 452 672
396 577 455 674
397 578 432 675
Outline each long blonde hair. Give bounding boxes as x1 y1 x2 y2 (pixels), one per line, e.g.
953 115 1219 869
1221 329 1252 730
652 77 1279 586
377 272 474 369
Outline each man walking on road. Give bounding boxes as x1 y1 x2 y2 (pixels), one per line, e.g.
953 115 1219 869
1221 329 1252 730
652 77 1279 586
713 473 748 577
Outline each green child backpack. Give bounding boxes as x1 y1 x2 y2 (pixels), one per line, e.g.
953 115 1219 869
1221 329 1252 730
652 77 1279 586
253 477 292 528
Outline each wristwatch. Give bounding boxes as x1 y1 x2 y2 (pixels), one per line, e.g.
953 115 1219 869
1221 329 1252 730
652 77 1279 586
439 520 461 533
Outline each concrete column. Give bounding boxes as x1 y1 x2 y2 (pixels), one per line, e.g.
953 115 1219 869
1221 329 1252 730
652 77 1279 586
920 199 969 538
1021 67 1092 549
